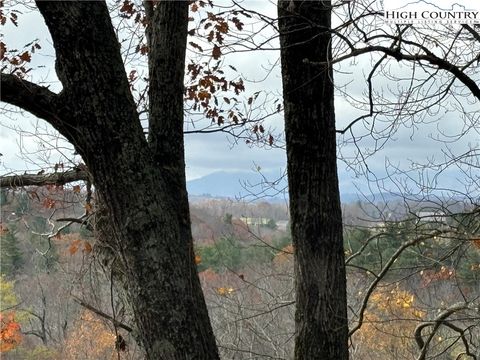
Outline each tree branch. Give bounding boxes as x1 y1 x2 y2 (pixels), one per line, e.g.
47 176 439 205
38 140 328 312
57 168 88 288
0 74 62 125
414 302 476 360
0 169 89 188
462 24 480 44
308 41 480 102
72 295 133 333
339 46 480 102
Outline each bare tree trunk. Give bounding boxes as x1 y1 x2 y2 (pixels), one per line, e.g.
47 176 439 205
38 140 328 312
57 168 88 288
1 1 219 358
278 1 349 359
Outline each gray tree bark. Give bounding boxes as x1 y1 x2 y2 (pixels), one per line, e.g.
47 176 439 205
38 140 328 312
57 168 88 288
1 1 219 359
278 1 349 359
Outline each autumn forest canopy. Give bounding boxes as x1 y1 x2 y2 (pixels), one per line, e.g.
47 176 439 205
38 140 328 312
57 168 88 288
0 0 479 359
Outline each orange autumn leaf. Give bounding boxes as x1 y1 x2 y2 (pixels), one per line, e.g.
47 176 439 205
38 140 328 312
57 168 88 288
83 241 93 254
194 255 201 265
85 202 93 214
42 198 56 209
472 238 480 249
69 239 82 255
0 313 22 353
72 185 81 193
0 224 8 235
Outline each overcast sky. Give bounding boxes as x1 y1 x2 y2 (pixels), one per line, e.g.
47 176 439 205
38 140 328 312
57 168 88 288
1 0 478 198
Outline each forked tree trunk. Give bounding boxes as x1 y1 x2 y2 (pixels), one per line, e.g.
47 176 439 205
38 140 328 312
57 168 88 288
2 1 219 359
278 1 349 359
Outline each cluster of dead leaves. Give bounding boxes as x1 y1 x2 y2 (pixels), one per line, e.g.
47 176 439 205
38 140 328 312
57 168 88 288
68 239 93 255
0 3 41 79
0 223 9 235
420 266 456 287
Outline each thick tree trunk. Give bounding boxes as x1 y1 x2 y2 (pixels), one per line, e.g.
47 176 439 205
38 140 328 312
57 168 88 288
278 1 349 359
1 2 220 358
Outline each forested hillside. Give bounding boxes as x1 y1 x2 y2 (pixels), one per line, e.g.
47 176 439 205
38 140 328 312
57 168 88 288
1 187 479 358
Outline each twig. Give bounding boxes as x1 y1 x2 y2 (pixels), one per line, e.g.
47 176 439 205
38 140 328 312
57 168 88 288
71 295 133 333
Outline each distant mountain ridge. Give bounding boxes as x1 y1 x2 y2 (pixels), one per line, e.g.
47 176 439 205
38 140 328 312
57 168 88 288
186 170 390 203
187 170 285 199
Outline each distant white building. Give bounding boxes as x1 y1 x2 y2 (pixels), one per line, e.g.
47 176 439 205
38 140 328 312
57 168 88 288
276 220 289 231
416 211 446 223
240 217 270 226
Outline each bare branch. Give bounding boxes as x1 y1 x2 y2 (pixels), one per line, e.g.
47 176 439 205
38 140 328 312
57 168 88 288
414 302 477 360
72 295 133 333
342 46 480 101
462 24 480 43
0 169 89 188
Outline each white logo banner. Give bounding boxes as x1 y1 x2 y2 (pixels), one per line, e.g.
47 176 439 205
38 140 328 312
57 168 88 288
383 0 480 24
